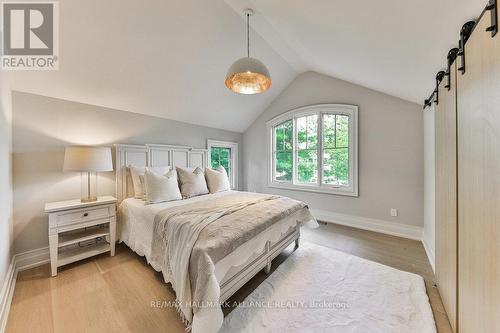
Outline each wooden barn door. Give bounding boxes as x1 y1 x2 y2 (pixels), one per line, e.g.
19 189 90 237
456 9 500 333
435 62 458 332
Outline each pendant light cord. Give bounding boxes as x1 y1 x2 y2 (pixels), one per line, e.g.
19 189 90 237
247 13 250 58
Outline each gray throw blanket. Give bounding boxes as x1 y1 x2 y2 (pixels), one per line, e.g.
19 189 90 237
150 191 312 333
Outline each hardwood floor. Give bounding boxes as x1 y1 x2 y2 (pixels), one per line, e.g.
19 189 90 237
6 223 452 333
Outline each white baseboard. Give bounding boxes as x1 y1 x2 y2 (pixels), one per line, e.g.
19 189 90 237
311 209 423 241
0 247 50 333
422 236 435 273
0 258 15 333
14 247 50 272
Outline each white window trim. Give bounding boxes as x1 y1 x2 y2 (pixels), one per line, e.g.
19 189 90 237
266 104 359 197
207 139 238 189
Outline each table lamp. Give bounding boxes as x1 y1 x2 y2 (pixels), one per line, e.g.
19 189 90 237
63 146 113 202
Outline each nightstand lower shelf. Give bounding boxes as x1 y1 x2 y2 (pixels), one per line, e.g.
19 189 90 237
58 243 111 267
58 227 110 248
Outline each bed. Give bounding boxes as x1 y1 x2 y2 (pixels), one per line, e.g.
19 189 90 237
115 144 316 333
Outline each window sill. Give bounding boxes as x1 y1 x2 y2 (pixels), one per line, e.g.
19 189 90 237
267 182 358 197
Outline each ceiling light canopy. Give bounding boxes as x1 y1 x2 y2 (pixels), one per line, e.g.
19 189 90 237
225 9 271 95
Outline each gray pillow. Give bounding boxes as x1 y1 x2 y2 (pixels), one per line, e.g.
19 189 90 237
176 167 209 199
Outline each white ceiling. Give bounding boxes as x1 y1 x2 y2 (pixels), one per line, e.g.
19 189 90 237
226 0 486 105
8 0 488 132
7 0 296 133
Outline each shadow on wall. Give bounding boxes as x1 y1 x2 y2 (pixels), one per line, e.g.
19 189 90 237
11 91 242 254
0 85 14 282
12 149 116 253
12 91 242 151
11 91 143 253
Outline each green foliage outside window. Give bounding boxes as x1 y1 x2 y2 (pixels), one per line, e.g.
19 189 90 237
211 147 231 179
296 115 318 183
274 120 293 181
273 113 350 186
323 114 349 186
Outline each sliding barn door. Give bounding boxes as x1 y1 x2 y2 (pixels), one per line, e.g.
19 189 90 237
456 11 500 333
435 62 458 332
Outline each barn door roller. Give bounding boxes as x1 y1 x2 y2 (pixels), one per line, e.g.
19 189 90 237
458 21 476 74
486 0 498 37
434 71 446 105
445 48 459 90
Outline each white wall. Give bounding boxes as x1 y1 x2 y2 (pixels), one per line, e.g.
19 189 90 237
12 92 243 254
243 71 424 228
7 0 296 133
423 105 436 271
0 74 14 297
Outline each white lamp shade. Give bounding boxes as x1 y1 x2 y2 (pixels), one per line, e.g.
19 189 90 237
63 146 113 172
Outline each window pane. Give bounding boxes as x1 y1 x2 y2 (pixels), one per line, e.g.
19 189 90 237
275 120 293 152
275 151 293 181
322 114 350 186
323 114 336 149
210 147 231 176
336 115 349 148
323 148 349 186
297 149 318 183
274 120 293 182
210 148 220 169
296 115 318 184
220 148 230 168
297 115 318 150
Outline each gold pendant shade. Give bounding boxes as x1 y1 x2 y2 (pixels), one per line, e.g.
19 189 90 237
225 9 271 95
225 57 272 94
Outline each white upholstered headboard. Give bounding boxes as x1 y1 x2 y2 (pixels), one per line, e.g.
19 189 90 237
115 144 209 202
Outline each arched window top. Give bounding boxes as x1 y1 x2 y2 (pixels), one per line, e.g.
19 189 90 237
267 104 358 127
266 104 358 197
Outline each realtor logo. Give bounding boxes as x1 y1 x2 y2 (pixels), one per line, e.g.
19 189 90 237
1 1 59 70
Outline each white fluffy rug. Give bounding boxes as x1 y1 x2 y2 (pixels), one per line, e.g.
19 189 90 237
220 242 436 333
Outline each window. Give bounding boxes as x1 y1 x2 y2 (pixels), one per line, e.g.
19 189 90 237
273 119 293 182
207 140 238 189
267 104 358 196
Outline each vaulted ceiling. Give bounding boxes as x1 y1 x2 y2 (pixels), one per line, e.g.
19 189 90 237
7 0 297 132
8 0 487 132
225 0 486 105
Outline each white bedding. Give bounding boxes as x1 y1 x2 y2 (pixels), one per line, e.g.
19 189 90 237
118 191 305 282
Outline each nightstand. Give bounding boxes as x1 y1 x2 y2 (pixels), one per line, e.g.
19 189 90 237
44 196 117 277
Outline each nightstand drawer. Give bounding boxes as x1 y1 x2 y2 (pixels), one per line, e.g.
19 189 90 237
56 206 113 227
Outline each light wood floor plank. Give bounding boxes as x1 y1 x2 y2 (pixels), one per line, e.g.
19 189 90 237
6 223 452 333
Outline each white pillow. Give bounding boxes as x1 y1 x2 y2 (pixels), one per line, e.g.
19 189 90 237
129 166 170 199
176 167 209 199
143 169 182 204
205 166 230 193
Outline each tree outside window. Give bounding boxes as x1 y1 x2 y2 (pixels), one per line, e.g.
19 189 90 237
210 147 231 178
268 104 358 197
207 140 238 189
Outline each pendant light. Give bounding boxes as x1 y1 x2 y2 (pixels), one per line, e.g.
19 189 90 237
225 9 272 94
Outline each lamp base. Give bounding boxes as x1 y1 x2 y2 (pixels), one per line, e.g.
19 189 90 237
81 196 98 203
81 171 98 203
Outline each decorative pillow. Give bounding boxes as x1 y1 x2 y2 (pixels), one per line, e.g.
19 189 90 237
129 166 170 199
176 167 209 199
205 166 230 193
143 169 182 204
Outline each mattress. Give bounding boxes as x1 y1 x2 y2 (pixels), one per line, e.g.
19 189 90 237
118 190 304 282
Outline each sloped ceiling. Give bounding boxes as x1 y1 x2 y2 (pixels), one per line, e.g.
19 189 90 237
225 0 486 105
7 0 488 133
7 0 296 132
